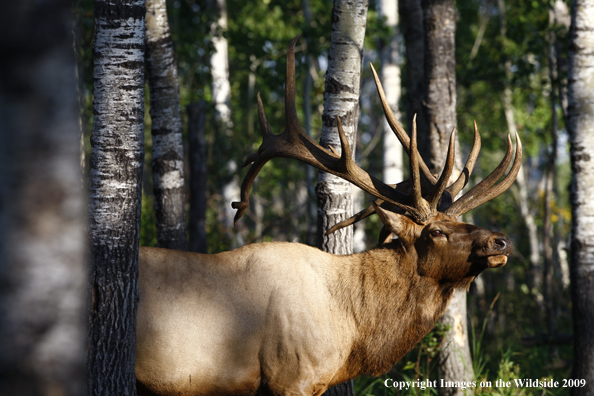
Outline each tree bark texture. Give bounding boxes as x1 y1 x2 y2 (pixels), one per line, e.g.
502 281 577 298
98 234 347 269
420 1 473 393
379 0 404 184
317 2 368 395
145 0 187 251
436 289 474 394
317 0 369 257
87 1 145 395
188 101 208 253
0 1 86 394
568 1 594 394
400 0 428 138
421 0 460 170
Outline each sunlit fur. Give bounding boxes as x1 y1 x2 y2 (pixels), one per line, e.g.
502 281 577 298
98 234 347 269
136 209 511 396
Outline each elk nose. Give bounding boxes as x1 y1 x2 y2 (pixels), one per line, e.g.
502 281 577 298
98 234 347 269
493 236 510 252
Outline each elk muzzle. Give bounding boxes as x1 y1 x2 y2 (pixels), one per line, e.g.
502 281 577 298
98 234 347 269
484 233 512 268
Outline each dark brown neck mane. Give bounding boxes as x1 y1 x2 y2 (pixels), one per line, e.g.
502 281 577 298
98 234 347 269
331 242 472 380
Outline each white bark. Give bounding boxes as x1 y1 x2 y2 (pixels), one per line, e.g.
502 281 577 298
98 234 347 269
317 0 369 256
87 1 145 394
568 0 594 390
145 0 187 250
379 0 404 184
208 0 241 246
210 0 232 129
437 288 473 386
318 3 368 396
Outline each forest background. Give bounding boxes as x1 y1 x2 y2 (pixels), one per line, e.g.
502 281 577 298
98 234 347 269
75 0 574 394
0 0 585 394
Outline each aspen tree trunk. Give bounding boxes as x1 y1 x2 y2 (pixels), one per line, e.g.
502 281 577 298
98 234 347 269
568 1 594 394
316 0 368 254
0 1 85 394
421 0 460 168
188 101 208 253
379 0 404 184
400 0 427 137
208 0 242 247
420 1 474 393
317 2 368 396
145 0 187 250
209 0 231 127
87 1 145 394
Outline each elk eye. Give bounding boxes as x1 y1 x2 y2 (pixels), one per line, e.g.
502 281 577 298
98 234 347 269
430 229 444 237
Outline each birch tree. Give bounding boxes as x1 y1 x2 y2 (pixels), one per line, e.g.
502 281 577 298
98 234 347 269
145 0 187 251
421 0 474 393
0 1 85 394
87 0 145 394
208 0 242 247
568 0 594 393
400 0 427 136
317 0 369 255
379 0 403 184
317 1 368 395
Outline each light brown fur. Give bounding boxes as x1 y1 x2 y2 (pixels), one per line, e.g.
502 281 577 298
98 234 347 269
136 211 511 396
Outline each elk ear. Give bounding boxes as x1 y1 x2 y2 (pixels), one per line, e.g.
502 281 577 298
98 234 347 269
372 202 414 243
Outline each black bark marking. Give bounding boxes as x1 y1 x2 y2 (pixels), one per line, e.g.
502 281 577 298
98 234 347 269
325 76 356 95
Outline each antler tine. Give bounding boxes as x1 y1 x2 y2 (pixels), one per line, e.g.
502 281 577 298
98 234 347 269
409 116 433 221
446 120 481 198
410 115 422 206
336 116 352 164
325 196 409 235
285 35 301 139
427 128 456 211
446 132 522 218
370 63 437 187
325 204 377 236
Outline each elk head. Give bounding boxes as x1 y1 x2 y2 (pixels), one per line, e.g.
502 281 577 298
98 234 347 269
232 36 522 280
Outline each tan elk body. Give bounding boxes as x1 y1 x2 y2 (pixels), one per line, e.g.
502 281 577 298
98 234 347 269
135 36 521 396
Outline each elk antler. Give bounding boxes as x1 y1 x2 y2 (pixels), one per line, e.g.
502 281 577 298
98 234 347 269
233 35 434 225
233 35 523 229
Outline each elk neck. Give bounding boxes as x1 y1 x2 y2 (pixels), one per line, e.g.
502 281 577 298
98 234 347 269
328 240 462 380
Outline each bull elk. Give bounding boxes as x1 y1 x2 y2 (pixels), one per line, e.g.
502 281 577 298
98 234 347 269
136 36 522 396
